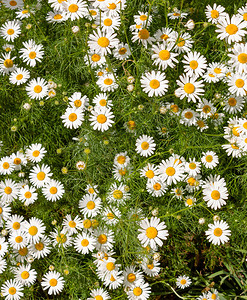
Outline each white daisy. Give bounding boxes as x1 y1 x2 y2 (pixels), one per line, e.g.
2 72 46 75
205 220 231 245
0 258 7 274
68 92 89 110
141 258 160 277
2 0 24 9
85 51 106 68
5 214 24 232
176 275 192 289
18 185 38 205
13 264 37 287
227 73 247 97
29 164 53 188
123 266 144 288
0 201 12 225
207 289 220 300
0 237 8 257
50 228 73 249
131 28 155 48
0 179 19 203
0 20 21 42
196 99 216 119
134 11 152 26
185 196 196 207
1 279 24 300
102 0 127 16
19 39 44 67
113 43 131 60
182 51 207 77
79 194 102 217
88 288 110 300
135 135 156 157
127 281 151 299
201 151 219 169
89 106 114 132
146 178 167 197
154 27 176 43
223 94 244 114
61 107 84 129
102 206 121 225
48 0 67 11
9 67 30 85
151 42 179 70
26 77 49 100
185 159 201 177
228 43 247 73
180 109 198 126
9 230 28 250
168 10 188 19
113 152 130 168
16 8 32 20
93 228 115 251
0 156 14 175
63 0 87 20
140 163 159 183
0 52 16 75
106 182 130 205
41 271 65 295
205 3 227 24
173 32 194 53
158 157 185 185
29 237 52 259
46 10 68 23
23 217 46 244
25 143 47 163
96 73 119 92
97 13 121 33
140 70 169 97
42 179 65 202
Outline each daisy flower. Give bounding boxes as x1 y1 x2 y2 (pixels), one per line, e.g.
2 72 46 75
25 143 47 163
0 237 8 257
135 135 156 157
0 52 16 75
94 228 115 251
79 194 102 217
0 201 12 225
185 196 196 207
124 120 137 134
123 266 144 288
140 163 159 183
196 99 216 119
223 94 244 114
151 43 179 70
227 73 247 96
205 220 231 245
180 109 198 126
96 73 119 92
222 143 243 158
50 228 73 248
134 11 152 26
175 74 204 103
2 0 24 9
16 8 32 20
62 214 83 234
127 281 151 300
138 217 169 250
107 182 130 205
85 184 99 195
9 67 30 85
9 230 28 250
205 3 227 24
1 279 24 300
207 289 220 300
202 175 228 210
0 20 21 42
13 264 37 287
46 10 68 23
74 232 96 254
114 152 130 168
103 0 126 16
61 107 84 129
103 270 124 290
68 92 89 110
85 51 106 68
0 258 7 274
216 14 246 44
76 160 86 170
29 237 52 259
168 10 188 19
88 288 110 300
26 77 49 100
182 51 207 77
140 71 169 97
146 179 167 197
176 275 192 289
0 179 19 203
63 0 87 20
154 27 175 43
228 43 247 73
42 179 65 202
41 271 65 295
88 28 119 56
89 106 114 132
97 13 121 33
102 207 121 225
173 32 194 53
29 164 53 188
0 156 14 175
48 0 67 10
113 43 131 60
237 5 247 22
19 39 44 67
141 258 160 277
131 28 155 48
185 159 201 176
12 247 30 263
23 217 46 244
201 151 219 169
18 185 38 205
158 157 185 185
196 292 208 300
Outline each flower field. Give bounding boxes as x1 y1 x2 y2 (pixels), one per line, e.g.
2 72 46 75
0 0 247 299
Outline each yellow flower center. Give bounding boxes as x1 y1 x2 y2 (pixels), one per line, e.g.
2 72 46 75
54 14 62 20
13 222 20 230
186 198 193 205
180 279 187 285
4 187 12 194
189 162 196 169
29 51 36 59
104 78 113 85
177 38 185 47
35 242 44 250
4 59 13 68
238 53 247 64
141 141 149 150
69 220 76 228
10 0 17 5
127 273 136 282
211 190 220 200
106 262 115 271
18 247 28 256
166 167 175 176
68 4 78 12
97 114 107 124
32 150 40 157
8 287 16 295
149 79 160 89
29 226 38 236
98 234 107 244
83 219 92 229
189 60 198 70
133 287 142 296
91 54 101 62
24 191 32 199
127 120 136 129
15 236 23 243
97 37 110 47
232 126 240 136
228 97 237 106
7 29 14 35
213 228 223 237
107 212 114 219
108 3 116 9
2 162 9 169
231 144 239 149
119 47 127 54
88 188 94 194
205 155 213 162
81 239 89 247
184 83 195 94
56 233 67 243
140 14 147 21
86 201 95 210
146 226 158 239
37 171 45 181
159 49 170 60
243 13 247 21
211 294 217 300
153 183 161 190
68 113 77 122
146 170 154 178
118 168 126 176
34 85 42 93
197 120 205 128
225 24 238 35
173 12 180 16
89 10 97 16
160 34 169 40
95 296 103 300
21 271 30 279
138 29 150 40
147 263 154 269
104 18 112 26
117 155 126 164
202 105 211 114
211 10 219 18
74 100 82 107
235 79 244 88
184 111 193 119
49 279 57 287
113 190 123 199
171 104 179 113
16 74 23 81
243 122 247 129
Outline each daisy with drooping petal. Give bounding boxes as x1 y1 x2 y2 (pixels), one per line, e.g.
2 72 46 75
173 32 194 53
62 214 83 234
102 207 121 225
127 280 151 300
138 217 169 250
68 92 89 110
0 20 21 42
123 266 144 288
202 175 228 210
223 94 244 114
16 8 32 20
113 43 131 60
196 99 216 119
0 179 19 203
46 10 68 23
88 28 119 56
135 135 156 157
29 237 52 259
25 143 47 163
1 279 24 300
42 179 65 202
227 73 247 97
13 264 37 287
29 164 53 188
146 178 167 197
103 270 124 290
132 28 155 48
63 0 87 20
41 271 65 295
168 10 188 19
182 51 207 77
50 228 72 248
19 39 44 67
12 246 30 263
96 73 119 92
114 152 130 168
0 52 16 75
85 51 106 68
175 74 204 103
79 194 102 217
0 156 14 175
154 27 175 43
201 151 219 169
74 232 96 254
140 71 169 97
107 182 130 205
9 67 30 85
18 185 38 205
26 77 49 100
103 0 127 16
2 0 24 9
180 109 198 126
23 217 46 244
151 43 179 70
205 3 227 24
88 288 110 300
89 106 114 132
61 107 84 129
205 220 231 245
216 14 246 44
176 275 192 289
